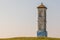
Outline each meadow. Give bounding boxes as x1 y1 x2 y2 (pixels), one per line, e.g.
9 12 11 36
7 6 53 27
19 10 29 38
0 37 60 40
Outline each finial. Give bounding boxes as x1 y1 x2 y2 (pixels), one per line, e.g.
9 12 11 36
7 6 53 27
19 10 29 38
37 2 47 9
41 2 43 5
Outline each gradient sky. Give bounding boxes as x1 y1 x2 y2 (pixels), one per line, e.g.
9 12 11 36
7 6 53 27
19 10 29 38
0 0 60 38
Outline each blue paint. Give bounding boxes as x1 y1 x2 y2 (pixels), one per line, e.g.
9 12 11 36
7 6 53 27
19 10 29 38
37 31 47 37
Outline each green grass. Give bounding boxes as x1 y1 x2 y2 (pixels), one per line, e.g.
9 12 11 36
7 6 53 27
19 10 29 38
0 37 60 40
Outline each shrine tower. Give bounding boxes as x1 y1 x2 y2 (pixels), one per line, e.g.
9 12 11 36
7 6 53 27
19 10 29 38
37 3 47 37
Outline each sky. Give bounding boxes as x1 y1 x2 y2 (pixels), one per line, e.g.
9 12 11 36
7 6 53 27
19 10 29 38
0 0 60 38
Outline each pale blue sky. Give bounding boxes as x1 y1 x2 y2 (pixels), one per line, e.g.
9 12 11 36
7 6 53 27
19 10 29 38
0 0 60 38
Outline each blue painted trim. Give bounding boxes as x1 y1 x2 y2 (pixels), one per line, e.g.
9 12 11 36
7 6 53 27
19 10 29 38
37 31 47 37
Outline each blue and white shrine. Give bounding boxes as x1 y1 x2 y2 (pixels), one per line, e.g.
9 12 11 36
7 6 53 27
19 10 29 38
37 3 47 37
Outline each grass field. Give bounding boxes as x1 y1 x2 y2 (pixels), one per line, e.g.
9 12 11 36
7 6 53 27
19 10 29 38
0 37 60 40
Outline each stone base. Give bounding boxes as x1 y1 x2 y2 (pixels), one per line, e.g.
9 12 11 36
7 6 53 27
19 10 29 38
37 31 47 37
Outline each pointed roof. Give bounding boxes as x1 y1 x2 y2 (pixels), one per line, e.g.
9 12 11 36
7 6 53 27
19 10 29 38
37 3 47 9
